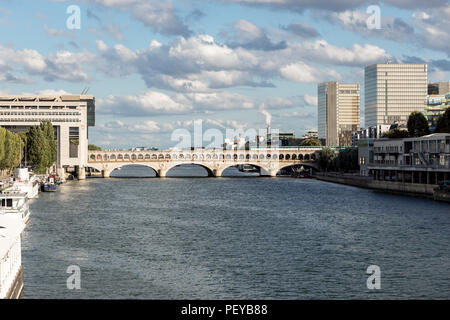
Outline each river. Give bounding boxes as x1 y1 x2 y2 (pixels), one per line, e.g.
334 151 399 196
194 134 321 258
21 165 450 299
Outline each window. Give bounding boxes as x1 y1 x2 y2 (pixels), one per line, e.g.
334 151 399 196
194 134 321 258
69 126 79 158
7 198 12 207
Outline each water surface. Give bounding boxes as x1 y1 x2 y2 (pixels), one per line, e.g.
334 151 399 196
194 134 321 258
22 165 450 299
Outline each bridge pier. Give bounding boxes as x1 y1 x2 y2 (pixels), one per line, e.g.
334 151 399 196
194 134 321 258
213 168 224 177
77 167 86 180
158 169 168 178
260 168 278 177
102 169 112 178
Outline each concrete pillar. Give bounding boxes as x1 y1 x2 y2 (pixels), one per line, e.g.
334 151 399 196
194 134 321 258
260 168 278 177
101 169 111 178
427 171 430 184
402 171 405 183
411 172 415 184
56 167 65 178
213 169 224 177
158 169 168 178
78 167 86 180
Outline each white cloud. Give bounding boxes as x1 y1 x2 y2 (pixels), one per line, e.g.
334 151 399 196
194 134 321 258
280 62 341 83
98 90 192 116
303 94 317 106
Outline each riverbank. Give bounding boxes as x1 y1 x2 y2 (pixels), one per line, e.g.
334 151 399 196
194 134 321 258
313 172 438 199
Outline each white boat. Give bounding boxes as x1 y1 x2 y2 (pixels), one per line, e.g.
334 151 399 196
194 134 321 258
11 168 40 199
0 213 25 298
0 188 31 225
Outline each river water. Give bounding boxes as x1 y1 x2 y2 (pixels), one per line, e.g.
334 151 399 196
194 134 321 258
21 165 450 299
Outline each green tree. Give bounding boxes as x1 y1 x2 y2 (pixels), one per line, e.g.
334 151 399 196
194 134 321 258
301 138 322 146
434 108 450 133
382 128 410 139
0 130 22 172
0 127 6 165
334 147 359 172
88 144 102 151
41 121 57 167
27 125 48 173
316 147 337 172
407 111 430 137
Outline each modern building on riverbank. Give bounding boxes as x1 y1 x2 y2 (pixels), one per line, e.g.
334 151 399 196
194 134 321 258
428 82 450 95
318 82 360 146
367 133 450 184
424 93 449 132
0 94 95 177
352 124 391 146
365 63 428 127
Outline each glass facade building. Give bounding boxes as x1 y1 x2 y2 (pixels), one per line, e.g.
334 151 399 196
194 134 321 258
318 82 360 146
424 93 449 132
365 63 428 127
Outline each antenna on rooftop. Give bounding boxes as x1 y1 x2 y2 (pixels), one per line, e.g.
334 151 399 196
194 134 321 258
81 87 90 95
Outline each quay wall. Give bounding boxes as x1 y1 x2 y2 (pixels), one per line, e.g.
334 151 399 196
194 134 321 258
314 173 438 198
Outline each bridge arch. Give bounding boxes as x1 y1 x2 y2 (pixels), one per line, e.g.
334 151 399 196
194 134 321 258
163 162 215 177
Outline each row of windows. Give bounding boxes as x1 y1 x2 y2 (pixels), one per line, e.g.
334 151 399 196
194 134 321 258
0 111 81 116
0 118 81 123
0 105 79 110
90 153 317 161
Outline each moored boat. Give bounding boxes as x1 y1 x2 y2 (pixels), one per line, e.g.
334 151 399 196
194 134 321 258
0 212 25 298
0 188 31 225
41 183 57 192
41 175 57 192
12 168 40 199
433 180 450 203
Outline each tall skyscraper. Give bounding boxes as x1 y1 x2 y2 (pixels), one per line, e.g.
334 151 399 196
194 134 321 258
364 63 428 127
318 82 360 146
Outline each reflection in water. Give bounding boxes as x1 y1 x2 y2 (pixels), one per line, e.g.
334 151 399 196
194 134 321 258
21 165 450 299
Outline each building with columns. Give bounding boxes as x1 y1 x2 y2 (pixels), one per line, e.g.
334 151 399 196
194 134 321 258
0 94 95 177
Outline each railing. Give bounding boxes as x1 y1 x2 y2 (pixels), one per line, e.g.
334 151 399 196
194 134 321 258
368 162 450 169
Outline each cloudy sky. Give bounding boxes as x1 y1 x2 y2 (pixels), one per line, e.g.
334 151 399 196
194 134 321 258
0 0 449 149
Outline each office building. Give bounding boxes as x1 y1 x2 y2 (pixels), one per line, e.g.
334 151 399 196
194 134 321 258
0 94 95 176
352 124 391 147
318 82 360 146
428 82 450 95
367 133 450 184
365 63 427 127
424 93 449 132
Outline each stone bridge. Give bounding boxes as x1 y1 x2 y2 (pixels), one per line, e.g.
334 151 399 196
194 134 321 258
87 148 319 177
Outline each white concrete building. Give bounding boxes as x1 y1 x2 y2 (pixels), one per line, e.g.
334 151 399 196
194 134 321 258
365 63 428 127
318 82 360 146
0 94 95 177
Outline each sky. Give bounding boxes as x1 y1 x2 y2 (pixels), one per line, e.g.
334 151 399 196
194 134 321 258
0 0 449 149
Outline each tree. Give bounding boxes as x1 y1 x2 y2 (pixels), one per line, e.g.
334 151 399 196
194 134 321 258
88 144 102 151
316 147 337 172
27 125 48 173
301 138 321 146
0 130 22 172
41 121 57 167
0 127 6 165
434 108 450 133
334 147 359 172
382 128 409 139
407 111 430 137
